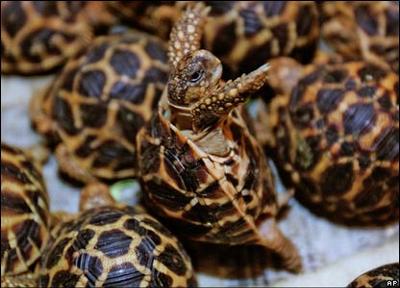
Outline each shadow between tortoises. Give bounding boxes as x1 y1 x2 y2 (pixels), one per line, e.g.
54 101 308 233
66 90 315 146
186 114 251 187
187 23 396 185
182 240 285 280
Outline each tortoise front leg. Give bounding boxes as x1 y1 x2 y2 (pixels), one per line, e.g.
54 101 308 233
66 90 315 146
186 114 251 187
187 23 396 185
168 3 210 68
191 63 270 132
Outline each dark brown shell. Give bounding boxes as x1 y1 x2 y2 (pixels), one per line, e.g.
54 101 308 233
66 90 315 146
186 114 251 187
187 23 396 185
320 1 399 73
137 106 277 245
264 61 399 225
106 1 320 77
1 143 50 275
347 263 399 288
39 205 196 287
1 1 114 75
31 32 169 181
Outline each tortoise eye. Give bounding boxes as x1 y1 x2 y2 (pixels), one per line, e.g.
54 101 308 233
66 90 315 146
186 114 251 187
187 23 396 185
189 70 204 83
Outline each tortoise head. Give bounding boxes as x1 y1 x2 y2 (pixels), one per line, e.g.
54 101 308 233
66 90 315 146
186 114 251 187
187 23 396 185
167 3 214 107
168 49 222 106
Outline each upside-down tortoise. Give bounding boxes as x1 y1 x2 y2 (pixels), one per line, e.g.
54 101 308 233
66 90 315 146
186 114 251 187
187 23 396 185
30 31 169 183
347 263 399 288
39 183 197 287
137 3 301 272
1 143 50 284
1 1 115 75
320 1 399 73
106 1 320 78
258 56 399 225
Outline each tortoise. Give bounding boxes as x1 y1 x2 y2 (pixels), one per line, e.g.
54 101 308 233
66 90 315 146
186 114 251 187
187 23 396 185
257 56 399 225
1 1 115 75
39 183 197 287
30 31 169 183
320 1 399 73
1 143 50 282
106 1 320 78
137 3 301 272
347 263 399 288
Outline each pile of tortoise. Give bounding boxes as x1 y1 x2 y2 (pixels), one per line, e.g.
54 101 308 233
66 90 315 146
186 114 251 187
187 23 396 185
1 1 398 287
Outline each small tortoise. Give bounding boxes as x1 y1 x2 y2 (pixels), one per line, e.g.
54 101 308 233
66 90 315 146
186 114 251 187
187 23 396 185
137 4 301 271
320 1 399 73
347 263 399 288
1 1 115 75
39 183 197 287
258 56 399 225
1 143 50 280
106 1 320 78
30 31 169 183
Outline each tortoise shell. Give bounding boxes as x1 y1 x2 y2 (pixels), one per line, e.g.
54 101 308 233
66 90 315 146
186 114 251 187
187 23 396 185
1 143 50 276
263 60 399 225
30 32 169 183
39 205 197 287
202 1 320 77
138 108 277 244
347 263 399 288
1 1 114 75
106 1 319 77
320 1 399 73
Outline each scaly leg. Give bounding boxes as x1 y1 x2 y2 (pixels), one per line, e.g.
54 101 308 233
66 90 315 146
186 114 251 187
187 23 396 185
168 3 210 68
192 63 270 131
